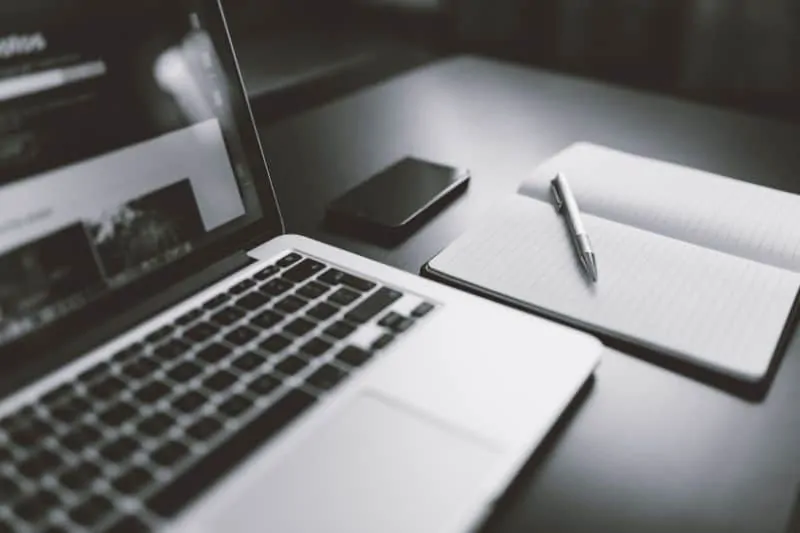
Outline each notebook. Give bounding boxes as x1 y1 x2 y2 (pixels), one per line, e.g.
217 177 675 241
424 143 800 382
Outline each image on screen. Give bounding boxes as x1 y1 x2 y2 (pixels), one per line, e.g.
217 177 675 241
0 0 261 347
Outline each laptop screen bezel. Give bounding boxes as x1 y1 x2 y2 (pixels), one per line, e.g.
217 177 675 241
0 0 285 366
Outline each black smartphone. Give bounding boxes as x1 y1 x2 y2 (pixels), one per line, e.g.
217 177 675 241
326 157 470 245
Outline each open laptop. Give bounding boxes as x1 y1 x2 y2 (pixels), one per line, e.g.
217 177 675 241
0 1 602 532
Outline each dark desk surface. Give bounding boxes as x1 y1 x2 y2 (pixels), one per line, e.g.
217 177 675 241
253 56 800 533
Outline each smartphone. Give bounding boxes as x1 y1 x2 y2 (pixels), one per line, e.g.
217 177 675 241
326 157 470 244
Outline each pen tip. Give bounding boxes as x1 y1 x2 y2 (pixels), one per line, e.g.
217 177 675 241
587 256 598 282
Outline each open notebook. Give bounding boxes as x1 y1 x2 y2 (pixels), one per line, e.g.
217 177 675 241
425 143 800 382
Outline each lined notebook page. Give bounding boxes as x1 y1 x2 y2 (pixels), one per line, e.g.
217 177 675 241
429 196 800 380
518 143 800 273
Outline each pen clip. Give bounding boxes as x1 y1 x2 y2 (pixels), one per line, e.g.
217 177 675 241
550 180 564 212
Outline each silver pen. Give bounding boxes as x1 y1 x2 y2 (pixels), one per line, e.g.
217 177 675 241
550 173 598 282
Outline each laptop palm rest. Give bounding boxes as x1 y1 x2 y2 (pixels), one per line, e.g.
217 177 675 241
212 392 502 533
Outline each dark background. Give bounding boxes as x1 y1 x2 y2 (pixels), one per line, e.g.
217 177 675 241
222 0 800 125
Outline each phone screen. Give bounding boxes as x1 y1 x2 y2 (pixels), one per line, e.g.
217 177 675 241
329 157 469 228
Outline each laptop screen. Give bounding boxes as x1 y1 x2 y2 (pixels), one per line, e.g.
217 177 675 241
0 1 276 350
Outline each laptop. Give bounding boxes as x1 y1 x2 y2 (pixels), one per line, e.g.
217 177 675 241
0 2 602 532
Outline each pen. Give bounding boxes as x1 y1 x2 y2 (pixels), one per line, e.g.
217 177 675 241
550 173 598 282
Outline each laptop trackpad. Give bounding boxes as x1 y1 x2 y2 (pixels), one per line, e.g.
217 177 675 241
215 393 502 533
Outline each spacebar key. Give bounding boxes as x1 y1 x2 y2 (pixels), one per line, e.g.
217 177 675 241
147 389 316 517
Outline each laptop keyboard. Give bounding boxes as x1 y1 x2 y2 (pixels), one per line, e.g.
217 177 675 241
0 252 437 532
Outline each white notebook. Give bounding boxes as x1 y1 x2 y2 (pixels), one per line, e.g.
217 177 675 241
426 143 800 382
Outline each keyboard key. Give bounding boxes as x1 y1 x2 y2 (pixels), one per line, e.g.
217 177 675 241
135 381 171 403
112 343 144 364
345 288 403 324
394 318 415 333
167 361 203 383
175 391 207 414
372 333 395 350
232 352 267 372
328 288 360 306
297 281 330 299
259 334 293 354
103 515 149 533
8 426 40 448
275 356 308 376
252 310 283 329
183 322 220 343
378 312 404 329
10 418 53 446
186 417 223 441
283 259 326 283
236 292 270 311
277 253 303 267
41 383 76 406
321 270 376 292
17 449 62 478
98 401 137 427
318 268 345 285
146 389 315 518
324 321 355 340
284 318 316 337
307 364 349 391
2 405 35 430
411 302 435 317
151 441 190 468
138 413 174 438
50 396 91 423
275 295 308 314
340 273 377 292
175 308 204 326
112 466 153 495
122 357 159 379
62 424 103 452
0 519 13 533
0 475 21 501
261 278 293 296
307 302 337 321
59 462 102 491
204 370 238 392
88 376 126 400
153 339 191 361
42 524 68 533
78 362 110 384
248 374 281 396
225 326 259 346
68 494 114 526
7 408 36 428
253 265 279 281
14 490 60 522
197 343 231 364
203 294 231 310
100 436 140 462
229 279 256 295
211 306 246 326
300 337 332 357
336 346 372 367
145 325 174 344
218 395 253 418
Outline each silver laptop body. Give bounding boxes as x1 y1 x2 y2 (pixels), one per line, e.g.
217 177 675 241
0 2 602 532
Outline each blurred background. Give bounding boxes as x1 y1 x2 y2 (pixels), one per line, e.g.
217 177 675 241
224 0 800 124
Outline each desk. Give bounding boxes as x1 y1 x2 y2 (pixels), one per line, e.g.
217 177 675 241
252 56 800 533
